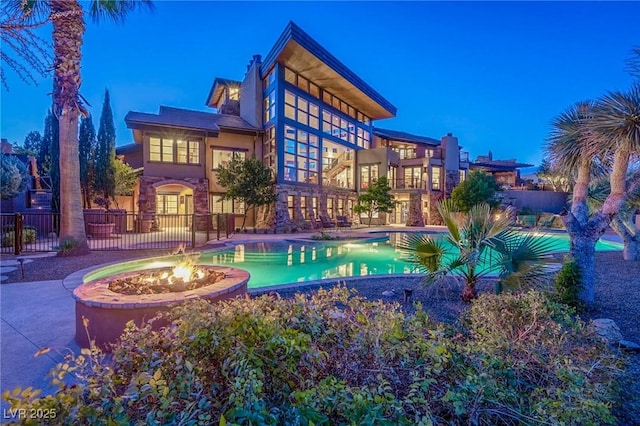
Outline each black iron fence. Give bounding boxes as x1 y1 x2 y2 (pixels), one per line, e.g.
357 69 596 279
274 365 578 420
0 212 235 255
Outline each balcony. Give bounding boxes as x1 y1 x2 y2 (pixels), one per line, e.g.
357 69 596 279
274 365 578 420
460 151 470 162
393 178 425 190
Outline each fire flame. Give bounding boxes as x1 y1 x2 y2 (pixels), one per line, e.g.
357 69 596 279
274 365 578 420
166 253 201 284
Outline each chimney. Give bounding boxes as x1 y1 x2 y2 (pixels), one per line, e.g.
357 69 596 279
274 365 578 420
239 54 263 128
1 138 12 153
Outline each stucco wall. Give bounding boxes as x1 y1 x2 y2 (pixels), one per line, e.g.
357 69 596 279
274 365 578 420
503 190 569 213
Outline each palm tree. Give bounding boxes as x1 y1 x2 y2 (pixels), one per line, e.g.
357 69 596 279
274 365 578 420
400 200 556 302
9 0 152 254
547 85 640 305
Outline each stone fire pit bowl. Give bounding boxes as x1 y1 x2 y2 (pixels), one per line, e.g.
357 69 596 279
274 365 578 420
73 266 249 349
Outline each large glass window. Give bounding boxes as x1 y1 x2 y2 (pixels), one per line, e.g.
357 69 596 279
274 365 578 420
263 126 276 172
150 137 200 164
264 90 276 124
300 195 308 219
392 144 416 160
327 197 335 219
312 197 318 219
212 149 246 170
337 198 344 216
403 167 422 189
459 170 466 183
283 125 318 184
284 90 319 130
210 195 245 214
157 194 179 214
360 164 379 190
432 167 442 191
322 139 354 189
321 109 369 148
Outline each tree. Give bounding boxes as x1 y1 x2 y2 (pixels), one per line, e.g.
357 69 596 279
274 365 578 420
354 176 395 226
78 115 96 208
0 6 51 90
94 89 116 202
537 158 572 192
547 84 640 306
216 156 277 230
48 107 60 215
401 201 556 302
18 130 42 157
450 170 500 212
0 155 29 199
112 158 136 209
7 0 153 255
38 110 54 176
587 174 640 260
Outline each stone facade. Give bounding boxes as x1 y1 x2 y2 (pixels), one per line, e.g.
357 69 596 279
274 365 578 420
426 192 445 225
138 176 211 231
405 192 425 227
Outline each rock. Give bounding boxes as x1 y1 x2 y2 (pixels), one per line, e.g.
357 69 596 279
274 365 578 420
619 340 640 352
382 290 396 297
592 318 623 345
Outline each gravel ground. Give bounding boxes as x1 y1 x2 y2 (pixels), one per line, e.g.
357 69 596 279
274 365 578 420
2 248 639 423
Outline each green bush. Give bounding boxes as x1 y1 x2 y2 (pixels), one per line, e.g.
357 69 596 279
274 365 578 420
554 259 584 310
54 237 81 256
2 288 620 425
1 229 36 247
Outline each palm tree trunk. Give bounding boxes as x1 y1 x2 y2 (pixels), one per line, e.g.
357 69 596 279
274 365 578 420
610 215 640 261
562 159 610 306
51 0 89 254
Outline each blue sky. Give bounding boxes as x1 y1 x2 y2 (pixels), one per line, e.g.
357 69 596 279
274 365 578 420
1 1 638 168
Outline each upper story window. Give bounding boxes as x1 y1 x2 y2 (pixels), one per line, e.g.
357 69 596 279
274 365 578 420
283 66 369 124
150 137 200 164
322 109 369 148
360 164 379 190
212 148 246 170
392 145 416 160
263 69 276 90
264 90 276 124
284 90 319 129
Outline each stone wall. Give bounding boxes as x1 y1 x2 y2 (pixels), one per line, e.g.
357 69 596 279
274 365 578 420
405 192 425 227
138 176 210 231
426 192 444 225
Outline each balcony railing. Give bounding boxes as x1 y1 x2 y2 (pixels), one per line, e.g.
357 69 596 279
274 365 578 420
394 179 425 190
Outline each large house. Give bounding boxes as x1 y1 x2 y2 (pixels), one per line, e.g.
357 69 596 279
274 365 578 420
119 22 500 230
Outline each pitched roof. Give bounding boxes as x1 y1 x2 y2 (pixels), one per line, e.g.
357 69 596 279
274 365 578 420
125 106 259 133
260 21 396 119
205 77 242 107
374 127 440 146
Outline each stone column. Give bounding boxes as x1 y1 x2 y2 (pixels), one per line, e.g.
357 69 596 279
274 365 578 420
406 192 425 227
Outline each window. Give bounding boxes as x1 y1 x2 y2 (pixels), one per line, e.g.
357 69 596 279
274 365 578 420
404 167 422 189
212 149 246 170
300 195 308 219
322 139 354 189
263 126 276 171
150 137 200 164
360 164 379 190
432 167 442 191
459 170 466 183
263 69 275 90
327 197 335 218
284 90 319 129
210 195 245 214
157 194 179 214
285 67 296 85
337 198 344 216
287 195 296 219
392 145 416 160
283 125 318 184
388 165 397 189
312 197 318 219
264 91 276 123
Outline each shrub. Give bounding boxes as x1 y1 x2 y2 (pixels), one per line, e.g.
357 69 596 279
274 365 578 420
1 229 36 247
54 237 81 256
554 258 583 310
2 288 620 425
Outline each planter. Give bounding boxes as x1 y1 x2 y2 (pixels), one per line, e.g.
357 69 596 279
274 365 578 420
107 209 127 233
136 218 153 233
88 223 115 238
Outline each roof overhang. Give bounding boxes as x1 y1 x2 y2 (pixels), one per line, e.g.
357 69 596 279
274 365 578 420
125 112 220 144
260 22 397 120
205 78 241 108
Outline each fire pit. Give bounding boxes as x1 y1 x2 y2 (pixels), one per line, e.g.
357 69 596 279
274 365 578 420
73 257 249 349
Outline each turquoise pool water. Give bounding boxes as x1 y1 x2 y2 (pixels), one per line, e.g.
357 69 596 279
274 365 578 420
83 232 623 289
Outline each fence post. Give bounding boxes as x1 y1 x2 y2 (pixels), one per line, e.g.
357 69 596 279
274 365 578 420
206 214 210 241
14 213 23 255
191 214 196 248
216 214 221 240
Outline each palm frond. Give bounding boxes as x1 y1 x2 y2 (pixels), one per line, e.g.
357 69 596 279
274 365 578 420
545 101 597 172
89 0 154 23
437 199 462 242
398 233 448 273
590 83 640 153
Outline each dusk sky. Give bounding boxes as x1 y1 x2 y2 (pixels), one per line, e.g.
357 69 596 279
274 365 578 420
1 1 638 169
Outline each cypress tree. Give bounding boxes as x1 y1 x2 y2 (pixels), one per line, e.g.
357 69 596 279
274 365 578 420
38 113 52 176
95 89 116 204
79 116 97 208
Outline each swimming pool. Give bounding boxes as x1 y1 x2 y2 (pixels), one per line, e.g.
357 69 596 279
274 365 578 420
83 232 622 289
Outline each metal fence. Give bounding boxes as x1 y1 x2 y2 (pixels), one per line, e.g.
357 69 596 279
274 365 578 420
0 212 235 255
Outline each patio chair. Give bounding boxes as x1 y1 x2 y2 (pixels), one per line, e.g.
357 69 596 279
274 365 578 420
319 215 336 229
336 215 352 228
